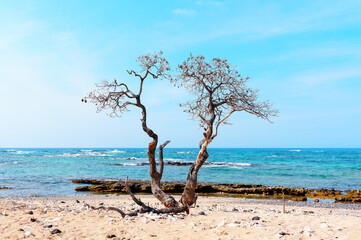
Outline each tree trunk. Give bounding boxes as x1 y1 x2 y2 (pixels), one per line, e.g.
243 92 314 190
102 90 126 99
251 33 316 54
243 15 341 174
180 144 209 206
140 103 178 207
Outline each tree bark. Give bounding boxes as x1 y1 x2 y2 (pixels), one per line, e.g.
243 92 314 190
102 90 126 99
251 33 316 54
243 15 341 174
180 143 209 206
138 102 178 207
84 177 189 217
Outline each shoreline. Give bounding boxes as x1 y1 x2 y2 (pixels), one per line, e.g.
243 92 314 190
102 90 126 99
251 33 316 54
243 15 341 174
2 178 361 205
1 195 360 239
2 194 361 211
71 179 361 204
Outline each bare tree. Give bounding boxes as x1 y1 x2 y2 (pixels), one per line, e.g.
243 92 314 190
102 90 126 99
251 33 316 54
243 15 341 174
82 51 184 210
173 54 279 206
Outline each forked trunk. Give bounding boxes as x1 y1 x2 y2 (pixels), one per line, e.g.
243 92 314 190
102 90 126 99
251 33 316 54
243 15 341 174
151 178 178 207
148 141 178 207
141 105 178 208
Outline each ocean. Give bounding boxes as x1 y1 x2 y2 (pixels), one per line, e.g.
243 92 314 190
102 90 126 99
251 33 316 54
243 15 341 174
0 148 360 197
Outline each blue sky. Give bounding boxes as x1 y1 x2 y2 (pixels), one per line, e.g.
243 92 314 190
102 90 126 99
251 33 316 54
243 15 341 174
0 0 360 148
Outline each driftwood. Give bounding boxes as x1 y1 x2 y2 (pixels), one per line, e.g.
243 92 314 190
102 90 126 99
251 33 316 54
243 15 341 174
84 177 189 217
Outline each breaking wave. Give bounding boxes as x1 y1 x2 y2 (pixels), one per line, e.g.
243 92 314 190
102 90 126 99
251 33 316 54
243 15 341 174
109 150 126 153
205 162 252 167
8 150 35 155
45 152 109 158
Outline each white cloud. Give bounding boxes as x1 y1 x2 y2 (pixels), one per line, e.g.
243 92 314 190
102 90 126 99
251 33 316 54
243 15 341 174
173 8 194 16
195 1 223 6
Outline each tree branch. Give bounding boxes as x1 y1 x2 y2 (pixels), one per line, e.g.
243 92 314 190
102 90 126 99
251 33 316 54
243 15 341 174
84 176 189 217
211 108 235 140
158 140 171 176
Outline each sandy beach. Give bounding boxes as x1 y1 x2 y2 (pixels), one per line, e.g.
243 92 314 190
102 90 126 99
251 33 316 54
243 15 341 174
1 195 360 240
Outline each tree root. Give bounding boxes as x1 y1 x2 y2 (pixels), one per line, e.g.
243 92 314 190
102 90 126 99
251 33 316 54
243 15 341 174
84 177 189 217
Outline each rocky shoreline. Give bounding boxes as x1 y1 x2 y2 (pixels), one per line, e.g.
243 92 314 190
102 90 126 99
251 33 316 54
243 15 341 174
72 179 361 203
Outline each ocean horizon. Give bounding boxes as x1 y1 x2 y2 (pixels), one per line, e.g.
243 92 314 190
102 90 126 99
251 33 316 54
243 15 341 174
1 148 360 197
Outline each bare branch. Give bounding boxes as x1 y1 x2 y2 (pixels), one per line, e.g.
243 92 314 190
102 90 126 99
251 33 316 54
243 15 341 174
126 69 145 81
124 176 152 210
211 108 235 140
158 140 171 176
84 203 126 217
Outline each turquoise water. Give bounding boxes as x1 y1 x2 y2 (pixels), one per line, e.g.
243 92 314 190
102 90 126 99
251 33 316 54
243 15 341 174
0 148 360 196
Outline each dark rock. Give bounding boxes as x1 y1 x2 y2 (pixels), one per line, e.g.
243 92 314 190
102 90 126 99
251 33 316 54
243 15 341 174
72 179 119 184
27 211 34 215
30 218 37 222
166 161 193 166
279 232 290 235
60 201 66 203
232 208 239 212
99 202 104 205
135 162 147 166
19 229 24 231
252 216 260 221
198 211 206 215
44 224 53 228
51 229 62 234
150 235 157 237
76 200 80 203
106 234 116 238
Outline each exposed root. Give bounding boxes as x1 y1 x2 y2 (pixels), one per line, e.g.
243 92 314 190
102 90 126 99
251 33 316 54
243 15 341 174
84 177 189 217
84 203 128 217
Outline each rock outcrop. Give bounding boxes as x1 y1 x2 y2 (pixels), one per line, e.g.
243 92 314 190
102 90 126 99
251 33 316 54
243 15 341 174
72 179 307 198
72 179 361 203
306 189 361 203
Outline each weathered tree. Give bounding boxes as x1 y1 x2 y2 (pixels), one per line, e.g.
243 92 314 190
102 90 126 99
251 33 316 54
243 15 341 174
82 51 187 214
173 54 279 206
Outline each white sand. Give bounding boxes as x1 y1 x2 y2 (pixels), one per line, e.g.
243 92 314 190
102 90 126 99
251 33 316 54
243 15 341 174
1 195 360 239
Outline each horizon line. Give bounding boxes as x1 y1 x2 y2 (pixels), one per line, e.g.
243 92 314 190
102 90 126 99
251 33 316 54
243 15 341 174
1 147 361 149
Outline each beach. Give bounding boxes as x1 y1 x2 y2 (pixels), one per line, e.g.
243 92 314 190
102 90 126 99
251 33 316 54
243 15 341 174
1 195 360 240
2 0 361 239
1 148 361 239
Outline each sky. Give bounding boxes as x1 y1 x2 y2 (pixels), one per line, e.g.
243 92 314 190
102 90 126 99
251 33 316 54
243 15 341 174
0 0 360 148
